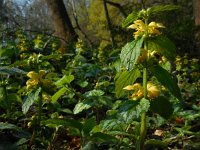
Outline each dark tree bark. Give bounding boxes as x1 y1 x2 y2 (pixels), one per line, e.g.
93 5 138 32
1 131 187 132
102 0 115 47
45 0 78 52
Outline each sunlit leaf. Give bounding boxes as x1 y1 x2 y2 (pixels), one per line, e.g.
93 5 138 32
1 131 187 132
147 5 181 17
84 89 104 97
115 67 141 98
51 87 67 103
73 99 94 114
122 11 139 28
55 75 74 86
120 38 143 70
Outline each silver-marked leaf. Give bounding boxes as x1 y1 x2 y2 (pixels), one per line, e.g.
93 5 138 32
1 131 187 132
22 87 41 114
73 99 94 114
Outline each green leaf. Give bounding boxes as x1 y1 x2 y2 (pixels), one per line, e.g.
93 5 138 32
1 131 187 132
120 38 143 70
122 11 138 28
83 117 96 135
43 118 83 131
115 67 141 98
150 96 173 119
152 65 182 100
100 119 126 131
84 89 104 97
91 132 117 142
118 100 140 124
51 87 67 103
22 87 41 114
145 139 168 149
139 98 150 113
147 36 176 60
55 75 74 86
0 122 19 130
147 5 181 16
73 99 94 114
0 66 26 75
82 141 98 150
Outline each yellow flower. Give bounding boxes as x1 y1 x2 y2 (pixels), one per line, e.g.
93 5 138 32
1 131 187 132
26 70 48 89
148 22 165 36
123 83 143 91
123 82 160 100
128 20 165 39
147 83 160 99
131 89 144 100
128 20 145 39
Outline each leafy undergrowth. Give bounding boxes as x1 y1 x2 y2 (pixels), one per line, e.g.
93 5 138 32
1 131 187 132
0 9 200 150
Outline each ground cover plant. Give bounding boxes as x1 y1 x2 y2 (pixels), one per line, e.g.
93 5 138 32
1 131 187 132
0 3 200 150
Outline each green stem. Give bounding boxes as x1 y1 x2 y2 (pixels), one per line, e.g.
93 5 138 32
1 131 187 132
38 88 42 127
140 17 148 148
139 67 148 150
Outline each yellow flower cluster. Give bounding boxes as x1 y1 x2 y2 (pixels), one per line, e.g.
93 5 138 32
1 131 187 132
123 82 160 100
128 20 165 39
26 70 53 90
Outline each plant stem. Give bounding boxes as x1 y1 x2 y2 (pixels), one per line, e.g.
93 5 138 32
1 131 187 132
139 16 149 149
139 67 147 150
38 88 42 127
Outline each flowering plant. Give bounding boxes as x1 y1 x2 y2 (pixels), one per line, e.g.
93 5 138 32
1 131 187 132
115 5 182 149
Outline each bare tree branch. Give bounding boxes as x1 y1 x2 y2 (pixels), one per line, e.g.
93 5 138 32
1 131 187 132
105 0 127 17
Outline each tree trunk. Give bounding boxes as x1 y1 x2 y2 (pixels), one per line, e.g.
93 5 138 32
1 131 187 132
193 0 200 26
45 0 78 52
102 0 115 48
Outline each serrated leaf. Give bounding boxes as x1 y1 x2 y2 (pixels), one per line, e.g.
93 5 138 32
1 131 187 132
99 119 125 131
147 36 176 60
139 98 150 113
0 66 26 75
73 99 94 114
118 100 140 124
55 75 74 86
83 117 96 135
152 65 182 100
115 67 141 98
147 5 181 16
52 87 67 103
0 122 19 130
150 96 173 119
122 11 139 28
120 38 143 70
43 118 83 131
22 87 41 114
